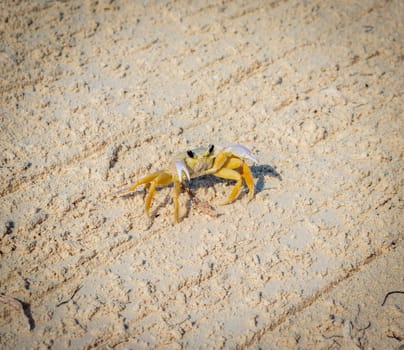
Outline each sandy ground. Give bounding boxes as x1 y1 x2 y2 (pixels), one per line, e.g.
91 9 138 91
0 0 403 349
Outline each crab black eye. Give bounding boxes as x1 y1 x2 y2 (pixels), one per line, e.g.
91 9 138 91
187 150 195 158
208 144 214 154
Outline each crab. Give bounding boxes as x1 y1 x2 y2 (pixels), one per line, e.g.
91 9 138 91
120 144 258 223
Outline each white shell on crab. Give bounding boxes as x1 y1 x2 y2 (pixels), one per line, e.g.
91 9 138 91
175 159 190 182
224 144 258 164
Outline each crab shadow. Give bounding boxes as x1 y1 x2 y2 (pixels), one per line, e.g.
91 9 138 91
186 163 282 194
180 164 281 220
251 164 282 192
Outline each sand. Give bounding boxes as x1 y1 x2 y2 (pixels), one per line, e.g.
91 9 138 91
0 0 403 349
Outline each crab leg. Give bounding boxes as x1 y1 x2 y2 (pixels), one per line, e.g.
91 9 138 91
213 167 243 205
212 157 255 203
203 145 257 176
144 172 173 218
145 179 158 217
173 180 181 223
203 151 231 175
241 161 255 200
124 171 165 194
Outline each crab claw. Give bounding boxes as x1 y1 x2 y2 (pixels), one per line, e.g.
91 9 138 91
175 159 190 182
225 144 258 164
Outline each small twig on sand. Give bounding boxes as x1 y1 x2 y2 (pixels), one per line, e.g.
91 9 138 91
56 284 82 307
381 290 404 306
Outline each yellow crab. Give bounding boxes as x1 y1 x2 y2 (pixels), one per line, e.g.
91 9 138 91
120 144 258 223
